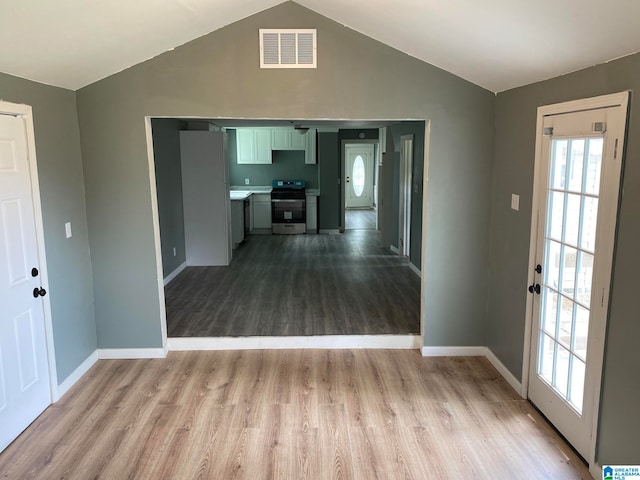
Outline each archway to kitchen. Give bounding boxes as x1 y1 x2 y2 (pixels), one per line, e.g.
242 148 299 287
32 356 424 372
146 117 428 350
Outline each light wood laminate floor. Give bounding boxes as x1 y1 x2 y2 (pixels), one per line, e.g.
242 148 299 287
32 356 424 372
166 230 420 337
0 351 591 479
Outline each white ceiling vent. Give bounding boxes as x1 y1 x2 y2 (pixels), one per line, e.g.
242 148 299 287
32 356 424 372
259 29 317 69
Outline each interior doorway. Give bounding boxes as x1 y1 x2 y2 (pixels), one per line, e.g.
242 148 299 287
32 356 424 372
344 143 376 230
341 140 379 232
398 135 414 256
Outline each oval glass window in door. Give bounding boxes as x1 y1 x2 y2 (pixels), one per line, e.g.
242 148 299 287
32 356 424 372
353 155 365 197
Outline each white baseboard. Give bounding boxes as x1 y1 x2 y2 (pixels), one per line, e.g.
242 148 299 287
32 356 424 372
97 347 168 359
590 463 602 479
168 335 421 351
408 262 421 278
421 346 487 357
390 245 400 254
163 261 187 286
485 348 524 397
319 229 340 234
54 350 99 401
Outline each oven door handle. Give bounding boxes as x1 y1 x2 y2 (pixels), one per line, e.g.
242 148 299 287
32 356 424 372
271 199 304 203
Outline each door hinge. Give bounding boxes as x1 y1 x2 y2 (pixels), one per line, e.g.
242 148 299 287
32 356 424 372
593 122 607 133
614 139 619 159
543 127 553 136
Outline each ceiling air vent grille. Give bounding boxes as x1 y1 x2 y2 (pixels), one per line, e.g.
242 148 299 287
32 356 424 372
260 29 317 69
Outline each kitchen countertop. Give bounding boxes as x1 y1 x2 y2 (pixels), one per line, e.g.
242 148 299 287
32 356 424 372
229 191 252 200
229 186 320 200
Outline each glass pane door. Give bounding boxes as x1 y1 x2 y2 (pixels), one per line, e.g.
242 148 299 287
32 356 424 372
538 137 603 413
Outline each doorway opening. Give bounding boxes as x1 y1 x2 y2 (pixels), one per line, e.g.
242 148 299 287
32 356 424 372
344 142 378 231
145 118 429 347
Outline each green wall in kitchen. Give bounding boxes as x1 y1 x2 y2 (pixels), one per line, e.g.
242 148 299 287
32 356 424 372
151 118 186 278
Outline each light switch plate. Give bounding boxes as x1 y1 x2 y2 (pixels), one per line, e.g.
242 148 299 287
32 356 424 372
65 222 72 238
511 194 520 211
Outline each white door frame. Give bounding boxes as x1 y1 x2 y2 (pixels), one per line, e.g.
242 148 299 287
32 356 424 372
521 91 629 473
340 138 379 231
0 100 57 399
145 117 430 348
399 134 414 257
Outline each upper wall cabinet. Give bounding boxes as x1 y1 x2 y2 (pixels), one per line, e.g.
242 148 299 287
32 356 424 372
271 128 307 151
305 129 316 164
236 128 316 164
236 128 273 164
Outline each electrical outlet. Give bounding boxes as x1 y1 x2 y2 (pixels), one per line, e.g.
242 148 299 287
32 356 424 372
245 178 250 185
173 247 177 257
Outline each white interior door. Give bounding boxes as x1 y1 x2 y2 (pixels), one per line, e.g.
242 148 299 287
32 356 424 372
527 95 628 461
345 144 374 208
0 113 51 452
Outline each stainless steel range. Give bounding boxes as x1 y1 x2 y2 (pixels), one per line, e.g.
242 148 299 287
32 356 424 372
271 180 306 234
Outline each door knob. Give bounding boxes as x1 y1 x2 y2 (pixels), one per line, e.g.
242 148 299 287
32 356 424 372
33 287 47 298
528 284 541 295
535 264 542 274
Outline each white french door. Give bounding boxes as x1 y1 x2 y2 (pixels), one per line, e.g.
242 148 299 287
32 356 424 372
345 144 374 208
527 93 628 461
0 110 52 452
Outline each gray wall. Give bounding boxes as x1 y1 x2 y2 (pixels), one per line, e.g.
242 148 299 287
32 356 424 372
489 52 640 464
0 73 96 383
151 119 186 277
75 2 495 349
227 130 319 188
318 132 340 230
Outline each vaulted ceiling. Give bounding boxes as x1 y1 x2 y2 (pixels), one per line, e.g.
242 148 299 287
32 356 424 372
2 0 640 92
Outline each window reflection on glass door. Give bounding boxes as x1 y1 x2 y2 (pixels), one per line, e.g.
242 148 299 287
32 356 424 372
538 137 603 413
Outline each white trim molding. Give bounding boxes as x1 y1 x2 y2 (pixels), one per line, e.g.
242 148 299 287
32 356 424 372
97 348 168 359
421 346 525 397
421 346 487 357
408 262 421 278
168 335 421 351
485 348 524 397
54 350 99 402
590 463 602 480
163 261 187 286
390 245 400 255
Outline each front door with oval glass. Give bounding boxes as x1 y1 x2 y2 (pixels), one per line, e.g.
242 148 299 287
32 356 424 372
527 94 628 461
345 144 374 209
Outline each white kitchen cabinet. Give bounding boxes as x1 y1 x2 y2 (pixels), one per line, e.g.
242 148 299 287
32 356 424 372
254 129 273 164
251 193 272 233
230 200 245 248
236 129 255 164
236 128 272 164
305 129 317 164
306 195 317 233
271 128 307 150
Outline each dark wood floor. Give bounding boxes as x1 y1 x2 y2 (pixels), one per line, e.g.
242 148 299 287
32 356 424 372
166 230 420 337
0 352 591 479
345 208 376 230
